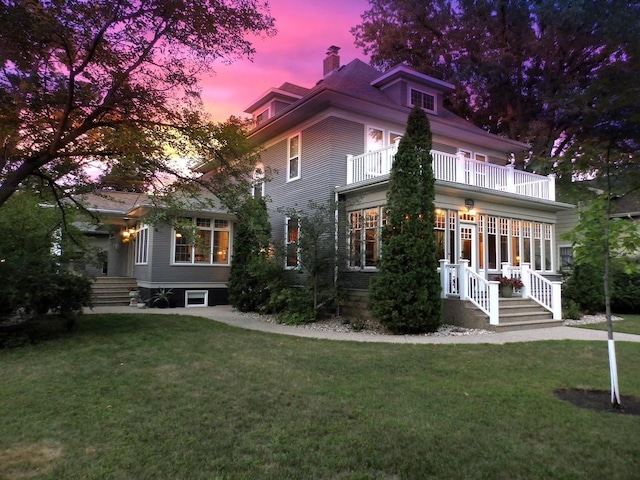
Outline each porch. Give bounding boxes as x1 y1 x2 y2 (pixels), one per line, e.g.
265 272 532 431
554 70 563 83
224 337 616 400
440 260 562 329
346 144 556 201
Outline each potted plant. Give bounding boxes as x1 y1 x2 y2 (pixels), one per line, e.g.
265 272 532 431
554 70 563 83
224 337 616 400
151 288 173 308
494 276 524 298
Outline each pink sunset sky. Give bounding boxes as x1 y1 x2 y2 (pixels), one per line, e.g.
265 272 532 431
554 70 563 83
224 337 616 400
200 0 371 122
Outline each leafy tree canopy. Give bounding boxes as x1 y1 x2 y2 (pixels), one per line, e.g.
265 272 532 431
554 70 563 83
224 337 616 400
0 0 275 208
353 0 640 175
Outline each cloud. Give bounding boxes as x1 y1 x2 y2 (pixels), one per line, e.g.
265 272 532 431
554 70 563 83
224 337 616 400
200 0 370 121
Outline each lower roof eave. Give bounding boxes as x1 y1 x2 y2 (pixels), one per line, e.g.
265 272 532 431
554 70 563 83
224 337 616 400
336 178 575 212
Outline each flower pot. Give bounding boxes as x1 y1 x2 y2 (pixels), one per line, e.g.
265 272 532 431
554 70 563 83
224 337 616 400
500 285 514 298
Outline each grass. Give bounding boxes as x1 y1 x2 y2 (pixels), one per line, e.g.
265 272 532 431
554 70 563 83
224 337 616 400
576 314 640 336
1 313 640 479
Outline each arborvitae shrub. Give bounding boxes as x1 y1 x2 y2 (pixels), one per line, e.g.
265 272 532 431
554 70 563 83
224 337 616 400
368 106 442 334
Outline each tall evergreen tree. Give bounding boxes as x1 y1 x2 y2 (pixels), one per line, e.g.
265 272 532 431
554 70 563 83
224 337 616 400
228 196 278 312
369 106 442 334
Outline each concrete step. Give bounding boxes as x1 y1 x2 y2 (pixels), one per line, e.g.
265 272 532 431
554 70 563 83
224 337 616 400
91 276 137 306
490 319 563 332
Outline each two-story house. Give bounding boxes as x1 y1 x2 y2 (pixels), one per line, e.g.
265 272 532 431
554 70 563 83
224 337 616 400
235 46 574 328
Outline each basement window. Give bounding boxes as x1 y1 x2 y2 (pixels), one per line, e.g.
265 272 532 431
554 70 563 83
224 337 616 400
185 290 208 307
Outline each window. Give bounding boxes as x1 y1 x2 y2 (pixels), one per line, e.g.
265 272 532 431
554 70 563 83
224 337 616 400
185 290 208 307
459 149 488 162
559 246 573 268
173 217 230 265
134 224 149 264
285 217 299 268
255 107 270 126
287 134 300 181
410 88 435 112
366 126 385 152
349 208 384 268
252 163 265 198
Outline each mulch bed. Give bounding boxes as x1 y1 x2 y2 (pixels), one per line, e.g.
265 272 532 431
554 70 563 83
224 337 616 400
555 388 640 416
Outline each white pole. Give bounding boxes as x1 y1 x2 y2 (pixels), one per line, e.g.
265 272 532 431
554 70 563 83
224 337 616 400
608 339 621 405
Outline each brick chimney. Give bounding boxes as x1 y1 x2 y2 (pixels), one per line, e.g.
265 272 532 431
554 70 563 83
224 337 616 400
323 46 341 76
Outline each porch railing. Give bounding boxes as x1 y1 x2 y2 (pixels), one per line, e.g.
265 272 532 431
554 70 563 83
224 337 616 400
347 145 556 201
441 260 562 324
441 259 500 325
502 263 562 320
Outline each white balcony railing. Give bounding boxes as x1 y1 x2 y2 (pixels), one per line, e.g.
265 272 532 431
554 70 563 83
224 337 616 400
346 145 556 201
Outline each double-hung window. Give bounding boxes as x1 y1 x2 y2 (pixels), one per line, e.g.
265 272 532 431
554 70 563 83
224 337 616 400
134 224 149 264
349 208 383 268
285 217 300 268
252 163 265 198
287 133 301 181
173 217 230 265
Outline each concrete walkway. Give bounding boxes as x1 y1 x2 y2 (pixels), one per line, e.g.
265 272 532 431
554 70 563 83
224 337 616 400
84 305 640 345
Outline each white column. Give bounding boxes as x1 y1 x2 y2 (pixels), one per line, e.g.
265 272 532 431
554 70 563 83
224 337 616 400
489 281 500 325
547 173 556 201
520 262 530 299
346 155 353 184
551 281 562 320
456 152 466 184
458 259 469 300
501 262 510 277
506 163 515 193
439 259 449 298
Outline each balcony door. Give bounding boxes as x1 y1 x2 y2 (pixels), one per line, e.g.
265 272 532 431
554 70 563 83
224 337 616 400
459 224 477 270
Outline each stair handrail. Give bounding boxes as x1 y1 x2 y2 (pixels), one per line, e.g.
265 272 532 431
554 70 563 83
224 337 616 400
522 266 562 320
458 260 500 325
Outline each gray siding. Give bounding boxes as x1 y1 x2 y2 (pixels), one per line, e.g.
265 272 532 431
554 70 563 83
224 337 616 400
380 82 404 106
556 209 578 239
263 117 364 248
433 142 456 154
142 223 231 284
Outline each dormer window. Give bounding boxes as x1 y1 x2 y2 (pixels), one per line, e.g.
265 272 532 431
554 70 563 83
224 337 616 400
410 88 435 113
255 107 270 126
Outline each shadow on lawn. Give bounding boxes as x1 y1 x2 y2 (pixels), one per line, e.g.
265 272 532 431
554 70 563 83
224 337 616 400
555 388 640 416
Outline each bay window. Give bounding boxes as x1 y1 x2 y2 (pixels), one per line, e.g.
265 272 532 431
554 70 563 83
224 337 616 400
173 217 230 265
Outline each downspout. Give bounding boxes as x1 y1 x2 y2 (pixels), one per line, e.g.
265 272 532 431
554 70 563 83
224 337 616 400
334 188 340 313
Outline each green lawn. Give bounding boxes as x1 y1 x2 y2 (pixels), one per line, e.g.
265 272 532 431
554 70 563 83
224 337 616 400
577 314 640 336
1 314 640 480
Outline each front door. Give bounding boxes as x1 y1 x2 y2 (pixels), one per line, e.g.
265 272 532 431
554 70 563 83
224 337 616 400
459 224 477 269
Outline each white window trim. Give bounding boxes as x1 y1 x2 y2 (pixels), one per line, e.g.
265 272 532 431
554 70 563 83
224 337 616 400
285 216 300 269
407 86 437 114
348 207 384 270
459 149 488 162
134 224 149 265
287 133 301 182
185 290 209 308
171 218 232 266
255 105 271 125
252 162 265 198
365 125 385 152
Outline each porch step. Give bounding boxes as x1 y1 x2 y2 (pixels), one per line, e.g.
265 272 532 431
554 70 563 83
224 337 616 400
91 277 138 306
477 297 560 332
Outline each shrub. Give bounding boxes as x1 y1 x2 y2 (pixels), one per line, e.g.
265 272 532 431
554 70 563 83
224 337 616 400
265 287 315 325
562 299 582 320
369 106 442 334
562 264 604 314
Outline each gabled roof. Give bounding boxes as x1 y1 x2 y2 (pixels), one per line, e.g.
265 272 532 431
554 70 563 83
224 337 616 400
244 82 310 114
370 64 455 92
79 191 151 215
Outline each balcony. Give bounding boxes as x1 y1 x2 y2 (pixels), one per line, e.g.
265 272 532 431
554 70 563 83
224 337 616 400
346 144 556 201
